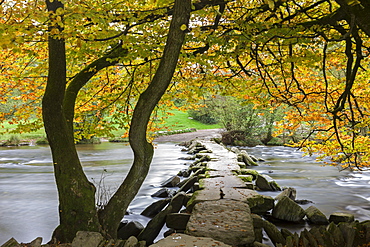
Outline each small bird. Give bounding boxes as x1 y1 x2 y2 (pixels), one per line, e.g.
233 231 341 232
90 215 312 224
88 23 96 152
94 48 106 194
220 188 225 199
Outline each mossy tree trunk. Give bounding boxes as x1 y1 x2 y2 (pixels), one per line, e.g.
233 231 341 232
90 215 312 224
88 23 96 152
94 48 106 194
42 0 101 243
98 0 191 238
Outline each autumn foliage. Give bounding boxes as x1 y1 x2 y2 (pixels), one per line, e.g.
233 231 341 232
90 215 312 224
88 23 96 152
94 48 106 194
1 1 370 166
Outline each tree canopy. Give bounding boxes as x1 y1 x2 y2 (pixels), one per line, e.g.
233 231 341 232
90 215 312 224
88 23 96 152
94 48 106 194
1 0 370 242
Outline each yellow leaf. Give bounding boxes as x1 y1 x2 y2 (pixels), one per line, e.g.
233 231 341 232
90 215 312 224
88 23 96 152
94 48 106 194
50 28 60 35
180 24 187 31
264 0 275 9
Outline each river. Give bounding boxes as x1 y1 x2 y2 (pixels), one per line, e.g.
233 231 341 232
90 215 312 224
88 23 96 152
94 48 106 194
0 142 369 244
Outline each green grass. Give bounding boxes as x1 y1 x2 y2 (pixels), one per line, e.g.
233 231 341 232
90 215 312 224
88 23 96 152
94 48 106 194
0 122 46 143
157 109 222 131
0 109 222 142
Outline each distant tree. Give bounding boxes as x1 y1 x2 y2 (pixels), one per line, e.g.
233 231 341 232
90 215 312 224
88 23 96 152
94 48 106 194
189 96 284 145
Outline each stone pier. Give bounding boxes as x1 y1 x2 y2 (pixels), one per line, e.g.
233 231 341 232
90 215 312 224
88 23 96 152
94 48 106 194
185 141 256 246
153 140 258 247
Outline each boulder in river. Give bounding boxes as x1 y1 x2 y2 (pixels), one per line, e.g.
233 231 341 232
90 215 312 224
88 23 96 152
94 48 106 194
329 212 354 224
0 238 20 247
262 219 286 246
123 236 143 247
117 221 144 240
166 213 191 230
177 169 191 177
141 198 170 217
305 205 329 225
151 188 174 198
327 222 345 246
186 141 206 154
255 174 272 191
275 187 296 201
251 214 264 243
138 192 187 245
230 146 241 154
338 222 357 247
269 180 281 191
252 242 271 247
245 194 274 214
238 150 258 166
272 196 306 222
300 228 319 247
161 175 180 187
178 176 198 193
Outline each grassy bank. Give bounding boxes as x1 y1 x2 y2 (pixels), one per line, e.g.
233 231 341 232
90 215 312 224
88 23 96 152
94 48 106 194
0 109 222 144
0 121 46 145
155 109 221 131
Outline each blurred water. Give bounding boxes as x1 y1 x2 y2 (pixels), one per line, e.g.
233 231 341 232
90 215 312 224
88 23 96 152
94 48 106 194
243 146 370 223
0 142 186 244
0 143 369 245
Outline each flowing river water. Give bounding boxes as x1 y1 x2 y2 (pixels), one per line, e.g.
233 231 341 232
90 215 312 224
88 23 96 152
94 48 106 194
0 141 369 244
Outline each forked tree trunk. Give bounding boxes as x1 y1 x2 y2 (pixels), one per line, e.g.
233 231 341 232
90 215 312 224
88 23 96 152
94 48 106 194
43 0 101 243
98 0 191 238
43 0 191 243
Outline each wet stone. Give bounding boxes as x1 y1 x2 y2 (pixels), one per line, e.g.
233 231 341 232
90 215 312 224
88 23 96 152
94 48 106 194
117 221 144 240
272 196 305 222
161 175 180 187
329 212 354 224
151 188 173 198
186 200 255 246
305 205 329 225
141 199 170 217
71 231 104 247
149 233 232 247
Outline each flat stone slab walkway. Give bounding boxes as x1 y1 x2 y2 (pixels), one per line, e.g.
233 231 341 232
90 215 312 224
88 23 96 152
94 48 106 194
186 200 255 246
152 140 257 246
188 141 259 209
185 141 256 246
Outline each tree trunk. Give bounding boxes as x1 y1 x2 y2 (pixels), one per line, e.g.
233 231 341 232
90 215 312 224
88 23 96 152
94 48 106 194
43 0 101 243
98 0 191 238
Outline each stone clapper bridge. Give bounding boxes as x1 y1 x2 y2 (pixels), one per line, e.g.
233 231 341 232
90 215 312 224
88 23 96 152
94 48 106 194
153 140 266 247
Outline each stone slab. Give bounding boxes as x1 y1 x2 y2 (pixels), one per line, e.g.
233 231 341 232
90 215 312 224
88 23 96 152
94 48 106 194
187 187 259 211
199 175 247 189
199 141 241 171
193 186 258 201
207 160 241 172
149 233 232 247
185 200 255 246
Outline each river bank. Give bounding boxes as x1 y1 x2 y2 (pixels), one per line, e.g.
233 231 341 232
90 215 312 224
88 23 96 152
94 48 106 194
154 129 223 143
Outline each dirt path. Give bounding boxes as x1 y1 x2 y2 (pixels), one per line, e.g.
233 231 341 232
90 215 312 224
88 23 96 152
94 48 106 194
154 129 223 143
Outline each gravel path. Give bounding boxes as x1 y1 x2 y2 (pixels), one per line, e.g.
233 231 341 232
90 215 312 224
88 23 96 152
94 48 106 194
154 129 223 143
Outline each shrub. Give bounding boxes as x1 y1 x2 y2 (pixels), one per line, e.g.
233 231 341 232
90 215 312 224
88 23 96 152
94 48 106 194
190 96 286 146
188 108 218 125
2 135 21 146
36 138 49 145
